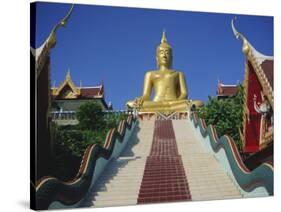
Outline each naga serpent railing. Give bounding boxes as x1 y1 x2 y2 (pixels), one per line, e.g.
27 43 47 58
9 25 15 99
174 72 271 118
33 115 136 210
190 112 273 195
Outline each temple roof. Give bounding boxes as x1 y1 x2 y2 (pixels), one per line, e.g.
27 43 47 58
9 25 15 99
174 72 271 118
246 44 274 109
246 42 274 92
217 81 238 97
51 71 104 100
231 17 274 108
80 86 104 98
247 42 274 66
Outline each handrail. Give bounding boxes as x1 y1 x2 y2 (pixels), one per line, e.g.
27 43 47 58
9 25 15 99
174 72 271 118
190 112 273 195
34 115 136 210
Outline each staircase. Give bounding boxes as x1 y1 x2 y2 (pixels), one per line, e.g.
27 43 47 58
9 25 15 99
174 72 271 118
173 120 242 200
82 120 155 207
137 120 191 203
82 119 242 208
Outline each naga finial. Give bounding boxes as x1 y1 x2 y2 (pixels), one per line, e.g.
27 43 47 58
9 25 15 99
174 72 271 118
231 17 250 55
47 4 74 49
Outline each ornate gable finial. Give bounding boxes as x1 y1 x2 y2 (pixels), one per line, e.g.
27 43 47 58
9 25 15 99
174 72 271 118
66 69 71 80
47 4 74 49
53 68 81 97
231 17 250 55
34 4 74 79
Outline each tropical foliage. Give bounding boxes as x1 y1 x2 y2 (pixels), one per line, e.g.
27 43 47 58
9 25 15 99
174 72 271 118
76 102 106 131
51 102 128 179
197 84 245 151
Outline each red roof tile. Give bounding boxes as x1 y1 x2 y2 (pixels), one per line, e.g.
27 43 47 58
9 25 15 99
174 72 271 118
80 87 103 98
217 84 238 96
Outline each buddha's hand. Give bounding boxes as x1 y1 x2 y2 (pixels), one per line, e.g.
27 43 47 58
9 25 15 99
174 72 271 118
135 96 144 107
126 96 144 109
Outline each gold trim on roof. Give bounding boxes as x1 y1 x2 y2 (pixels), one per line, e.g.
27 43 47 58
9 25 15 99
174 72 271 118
232 17 273 110
52 70 81 97
231 17 250 55
232 17 274 151
46 4 74 50
241 63 249 149
246 51 273 110
52 71 105 99
36 4 74 79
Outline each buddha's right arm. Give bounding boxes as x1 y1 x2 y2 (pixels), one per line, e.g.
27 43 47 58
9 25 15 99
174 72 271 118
142 72 152 101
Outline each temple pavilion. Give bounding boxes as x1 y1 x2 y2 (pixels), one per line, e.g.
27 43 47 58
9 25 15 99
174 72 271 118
51 71 111 123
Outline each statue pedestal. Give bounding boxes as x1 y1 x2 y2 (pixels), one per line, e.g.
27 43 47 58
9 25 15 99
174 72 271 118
137 111 188 121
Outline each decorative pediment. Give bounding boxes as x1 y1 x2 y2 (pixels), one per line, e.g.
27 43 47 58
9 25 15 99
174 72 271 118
52 71 81 99
51 71 105 100
232 17 274 153
232 17 274 109
57 84 78 99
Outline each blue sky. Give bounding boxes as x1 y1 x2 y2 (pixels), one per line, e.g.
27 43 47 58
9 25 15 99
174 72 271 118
33 2 273 110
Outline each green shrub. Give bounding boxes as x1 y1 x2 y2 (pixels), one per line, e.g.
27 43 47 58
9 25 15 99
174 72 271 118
52 101 130 179
76 102 105 131
54 104 129 157
197 85 244 151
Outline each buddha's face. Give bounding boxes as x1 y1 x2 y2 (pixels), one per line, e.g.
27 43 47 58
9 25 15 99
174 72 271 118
157 46 172 68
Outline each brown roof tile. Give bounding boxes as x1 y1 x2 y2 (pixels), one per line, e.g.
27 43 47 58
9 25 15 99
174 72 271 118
217 84 238 96
80 87 103 98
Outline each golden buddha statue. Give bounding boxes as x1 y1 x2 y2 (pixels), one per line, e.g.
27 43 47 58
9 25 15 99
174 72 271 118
127 31 203 113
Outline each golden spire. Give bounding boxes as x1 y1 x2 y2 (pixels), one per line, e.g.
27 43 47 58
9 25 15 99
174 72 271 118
66 69 71 80
231 17 250 55
161 30 167 44
158 29 171 49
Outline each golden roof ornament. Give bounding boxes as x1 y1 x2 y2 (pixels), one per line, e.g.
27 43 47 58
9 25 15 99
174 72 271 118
53 69 80 96
33 4 74 79
47 4 74 49
66 69 71 80
231 17 274 111
231 17 250 55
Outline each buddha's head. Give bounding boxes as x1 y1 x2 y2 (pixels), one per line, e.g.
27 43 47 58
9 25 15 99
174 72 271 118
156 31 173 68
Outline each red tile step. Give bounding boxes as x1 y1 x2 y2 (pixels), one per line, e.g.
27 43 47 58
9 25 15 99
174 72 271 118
137 120 192 204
